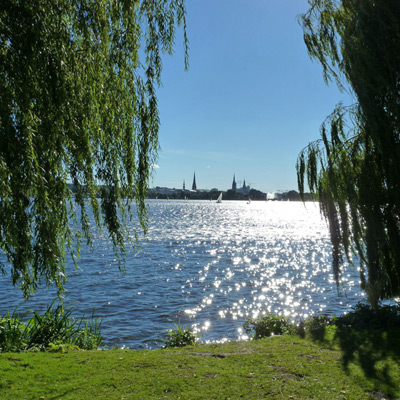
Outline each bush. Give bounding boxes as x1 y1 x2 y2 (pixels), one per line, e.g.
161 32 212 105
244 313 338 340
72 317 103 350
244 314 297 339
0 311 29 352
243 302 400 341
0 301 102 352
304 315 334 333
335 302 400 330
164 322 198 348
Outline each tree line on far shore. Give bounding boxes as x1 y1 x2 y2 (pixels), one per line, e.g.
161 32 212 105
66 184 313 201
147 189 313 201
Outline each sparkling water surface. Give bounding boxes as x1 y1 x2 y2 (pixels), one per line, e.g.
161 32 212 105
0 200 364 348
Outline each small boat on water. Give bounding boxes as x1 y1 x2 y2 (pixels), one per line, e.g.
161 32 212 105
216 192 222 203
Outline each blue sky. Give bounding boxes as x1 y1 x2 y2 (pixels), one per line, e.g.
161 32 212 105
152 0 353 193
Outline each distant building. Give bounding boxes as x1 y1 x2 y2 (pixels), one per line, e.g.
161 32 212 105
183 180 185 191
232 174 237 191
153 186 179 195
192 173 197 191
237 178 250 195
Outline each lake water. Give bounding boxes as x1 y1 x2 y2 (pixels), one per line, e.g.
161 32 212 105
0 200 364 349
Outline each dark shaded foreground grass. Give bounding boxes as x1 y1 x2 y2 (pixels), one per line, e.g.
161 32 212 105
1 328 400 400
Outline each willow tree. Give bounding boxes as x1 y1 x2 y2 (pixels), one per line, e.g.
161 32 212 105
297 0 400 305
0 0 188 298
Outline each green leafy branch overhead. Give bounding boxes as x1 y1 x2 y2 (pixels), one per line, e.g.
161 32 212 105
0 0 188 298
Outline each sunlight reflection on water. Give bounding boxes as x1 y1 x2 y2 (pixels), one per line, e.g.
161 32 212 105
0 200 364 348
142 200 364 344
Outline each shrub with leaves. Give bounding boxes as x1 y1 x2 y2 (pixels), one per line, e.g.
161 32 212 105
0 311 28 352
164 322 198 348
244 302 400 342
0 301 102 352
303 315 335 334
244 314 297 339
335 302 400 331
72 316 103 350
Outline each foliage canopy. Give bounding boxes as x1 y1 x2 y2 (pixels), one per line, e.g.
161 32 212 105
0 0 188 298
297 0 400 304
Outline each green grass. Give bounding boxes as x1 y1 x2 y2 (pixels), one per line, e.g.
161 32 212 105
1 328 399 399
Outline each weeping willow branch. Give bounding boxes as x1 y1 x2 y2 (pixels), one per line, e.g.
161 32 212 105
298 0 400 305
0 0 189 298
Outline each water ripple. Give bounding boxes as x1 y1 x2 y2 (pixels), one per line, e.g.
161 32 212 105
0 200 364 348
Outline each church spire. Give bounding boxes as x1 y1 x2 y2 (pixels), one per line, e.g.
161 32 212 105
192 172 197 191
232 174 237 191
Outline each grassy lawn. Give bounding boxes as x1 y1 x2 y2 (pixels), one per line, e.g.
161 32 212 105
1 328 399 399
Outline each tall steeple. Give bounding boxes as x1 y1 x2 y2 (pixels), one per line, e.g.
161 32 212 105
232 174 237 191
192 172 197 191
183 180 185 191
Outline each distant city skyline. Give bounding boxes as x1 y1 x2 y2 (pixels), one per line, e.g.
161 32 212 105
150 0 354 193
151 175 283 192
153 172 262 194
